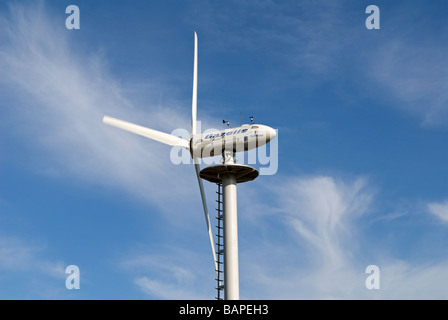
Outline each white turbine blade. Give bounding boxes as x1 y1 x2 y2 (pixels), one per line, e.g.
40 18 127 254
194 158 219 278
191 32 198 136
103 116 189 149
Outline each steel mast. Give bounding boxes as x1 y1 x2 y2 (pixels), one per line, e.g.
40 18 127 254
200 150 258 300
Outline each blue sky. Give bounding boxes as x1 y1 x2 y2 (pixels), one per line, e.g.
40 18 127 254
0 0 448 299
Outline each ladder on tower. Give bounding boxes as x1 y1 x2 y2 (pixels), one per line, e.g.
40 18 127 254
215 182 224 300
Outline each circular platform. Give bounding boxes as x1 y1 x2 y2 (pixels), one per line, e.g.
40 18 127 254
200 164 259 184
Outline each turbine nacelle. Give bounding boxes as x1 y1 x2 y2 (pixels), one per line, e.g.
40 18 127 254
190 123 276 158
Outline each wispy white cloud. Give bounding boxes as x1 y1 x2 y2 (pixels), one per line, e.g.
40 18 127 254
0 235 68 298
0 236 41 271
427 200 448 222
265 175 372 299
0 235 65 278
377 260 448 299
120 248 214 299
234 174 375 299
134 277 205 300
239 175 448 299
0 3 206 226
276 175 372 268
369 40 448 126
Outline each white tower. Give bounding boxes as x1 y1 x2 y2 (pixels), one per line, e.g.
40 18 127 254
200 151 258 300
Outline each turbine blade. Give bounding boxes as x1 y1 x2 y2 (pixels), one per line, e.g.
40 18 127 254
103 116 189 149
194 158 219 279
191 32 198 136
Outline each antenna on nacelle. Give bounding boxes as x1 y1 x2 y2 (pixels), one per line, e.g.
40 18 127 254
249 116 254 124
223 120 231 128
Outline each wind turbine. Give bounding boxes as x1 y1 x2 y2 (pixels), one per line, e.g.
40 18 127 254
103 32 276 300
